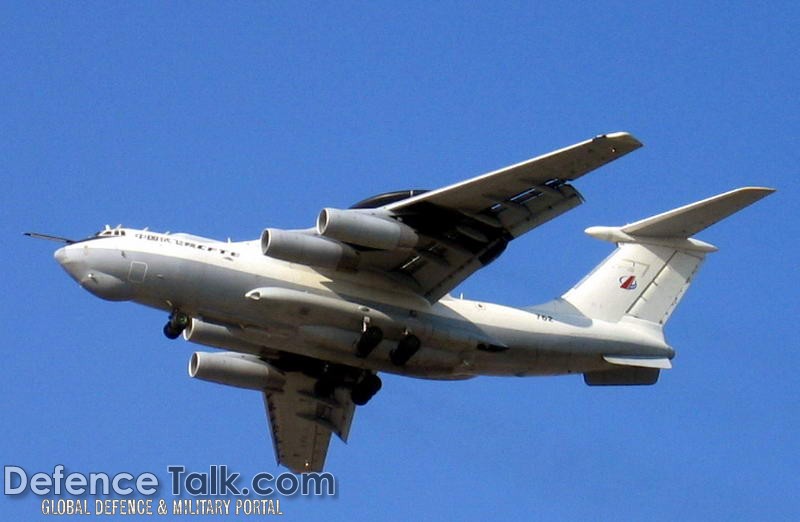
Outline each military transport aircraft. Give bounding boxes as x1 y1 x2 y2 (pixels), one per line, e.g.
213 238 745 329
28 132 773 473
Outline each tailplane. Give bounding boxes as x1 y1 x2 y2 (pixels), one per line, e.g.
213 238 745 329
562 187 774 326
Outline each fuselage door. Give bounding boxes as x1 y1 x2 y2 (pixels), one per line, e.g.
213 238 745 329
128 261 148 283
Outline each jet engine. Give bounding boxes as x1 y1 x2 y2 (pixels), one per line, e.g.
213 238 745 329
317 208 418 250
188 351 286 391
183 318 262 355
261 228 359 270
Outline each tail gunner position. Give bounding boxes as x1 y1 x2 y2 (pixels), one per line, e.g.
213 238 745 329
28 133 774 473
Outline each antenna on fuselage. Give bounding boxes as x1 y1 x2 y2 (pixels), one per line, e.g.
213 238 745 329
23 232 76 244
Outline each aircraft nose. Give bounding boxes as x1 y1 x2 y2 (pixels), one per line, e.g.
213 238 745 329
54 244 90 286
54 243 133 301
54 246 68 265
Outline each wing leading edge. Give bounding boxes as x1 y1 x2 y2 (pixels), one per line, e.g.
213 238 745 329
357 132 642 301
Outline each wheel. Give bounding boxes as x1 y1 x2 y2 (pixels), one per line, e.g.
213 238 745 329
164 310 189 339
390 334 421 366
355 326 383 358
163 322 182 340
350 374 382 406
170 311 189 329
351 388 371 406
363 373 382 395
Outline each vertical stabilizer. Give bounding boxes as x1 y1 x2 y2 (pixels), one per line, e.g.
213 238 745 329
562 243 704 325
562 187 774 325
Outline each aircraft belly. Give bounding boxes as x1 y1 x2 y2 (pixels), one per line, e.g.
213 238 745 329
124 250 668 380
121 251 466 377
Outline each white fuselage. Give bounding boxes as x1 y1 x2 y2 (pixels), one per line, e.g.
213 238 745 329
55 228 673 380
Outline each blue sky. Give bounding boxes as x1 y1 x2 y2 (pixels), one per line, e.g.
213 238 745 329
2 2 798 520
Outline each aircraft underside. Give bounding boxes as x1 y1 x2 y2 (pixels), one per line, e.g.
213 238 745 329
32 132 773 472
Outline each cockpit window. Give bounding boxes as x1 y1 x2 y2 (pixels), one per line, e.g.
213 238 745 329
94 228 125 237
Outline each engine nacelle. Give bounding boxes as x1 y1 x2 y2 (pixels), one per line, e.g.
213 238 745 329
183 319 262 355
261 228 359 270
317 208 418 250
189 352 286 391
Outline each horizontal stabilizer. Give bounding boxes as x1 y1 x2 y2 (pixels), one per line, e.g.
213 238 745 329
603 355 672 369
621 187 775 238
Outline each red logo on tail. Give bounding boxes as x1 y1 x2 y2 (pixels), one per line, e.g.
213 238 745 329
619 275 638 290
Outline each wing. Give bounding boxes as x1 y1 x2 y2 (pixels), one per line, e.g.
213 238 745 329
262 371 355 473
359 132 642 301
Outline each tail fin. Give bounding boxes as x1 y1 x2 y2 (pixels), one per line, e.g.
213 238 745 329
562 187 774 325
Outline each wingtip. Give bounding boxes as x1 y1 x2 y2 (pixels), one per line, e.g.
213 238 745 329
743 186 776 194
727 186 777 199
595 131 643 150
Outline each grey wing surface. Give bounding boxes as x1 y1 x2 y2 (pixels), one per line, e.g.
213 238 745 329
358 132 642 301
262 371 355 473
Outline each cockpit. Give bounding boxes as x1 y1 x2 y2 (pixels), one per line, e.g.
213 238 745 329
94 228 127 237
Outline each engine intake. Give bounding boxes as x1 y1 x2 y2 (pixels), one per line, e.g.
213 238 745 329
261 228 359 270
189 352 286 391
317 208 418 250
